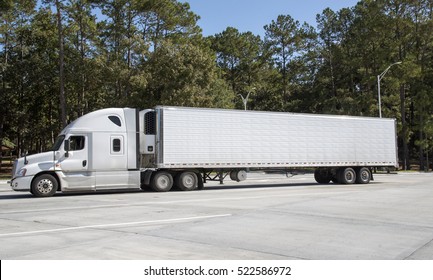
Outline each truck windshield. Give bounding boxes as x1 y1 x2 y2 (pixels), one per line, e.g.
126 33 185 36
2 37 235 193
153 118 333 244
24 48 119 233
51 135 65 151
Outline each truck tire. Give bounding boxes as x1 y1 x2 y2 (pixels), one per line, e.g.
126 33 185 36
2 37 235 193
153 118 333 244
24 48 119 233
337 168 356 184
314 168 332 184
175 171 198 191
150 171 173 192
31 174 58 197
356 167 371 184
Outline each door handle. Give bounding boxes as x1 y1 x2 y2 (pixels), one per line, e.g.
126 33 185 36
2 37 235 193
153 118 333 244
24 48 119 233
82 160 87 167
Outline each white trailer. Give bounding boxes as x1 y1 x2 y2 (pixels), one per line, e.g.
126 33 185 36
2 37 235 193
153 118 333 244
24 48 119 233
10 106 398 197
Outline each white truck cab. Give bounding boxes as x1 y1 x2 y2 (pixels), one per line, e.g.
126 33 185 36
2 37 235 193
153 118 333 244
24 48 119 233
10 108 141 196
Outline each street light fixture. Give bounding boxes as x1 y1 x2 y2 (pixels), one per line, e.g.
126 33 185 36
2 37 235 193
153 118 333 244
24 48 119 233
238 87 256 111
377 61 402 118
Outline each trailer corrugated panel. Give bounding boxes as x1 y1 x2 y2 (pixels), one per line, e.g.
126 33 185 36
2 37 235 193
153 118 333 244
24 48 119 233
157 107 397 169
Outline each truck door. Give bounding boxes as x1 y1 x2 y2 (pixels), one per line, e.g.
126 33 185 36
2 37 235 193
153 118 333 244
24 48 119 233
95 134 135 190
58 134 95 190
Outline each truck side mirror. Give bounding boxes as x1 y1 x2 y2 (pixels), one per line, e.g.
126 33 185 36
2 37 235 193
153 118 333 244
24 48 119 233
64 139 70 157
23 150 29 164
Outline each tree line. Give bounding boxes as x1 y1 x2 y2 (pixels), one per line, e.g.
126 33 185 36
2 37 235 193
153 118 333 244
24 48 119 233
1 0 432 171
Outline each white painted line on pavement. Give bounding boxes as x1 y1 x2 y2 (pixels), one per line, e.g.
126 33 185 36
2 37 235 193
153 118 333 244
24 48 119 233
0 190 364 215
0 190 365 214
0 214 232 238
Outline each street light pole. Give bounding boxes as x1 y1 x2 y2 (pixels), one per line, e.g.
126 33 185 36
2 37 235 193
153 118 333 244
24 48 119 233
238 93 249 111
377 74 382 118
238 87 255 111
377 61 402 118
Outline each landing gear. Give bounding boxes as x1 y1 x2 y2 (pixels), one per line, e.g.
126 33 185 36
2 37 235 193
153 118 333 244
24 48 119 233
229 170 247 182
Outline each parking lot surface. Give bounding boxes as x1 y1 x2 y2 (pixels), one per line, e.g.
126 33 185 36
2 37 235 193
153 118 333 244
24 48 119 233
0 172 432 259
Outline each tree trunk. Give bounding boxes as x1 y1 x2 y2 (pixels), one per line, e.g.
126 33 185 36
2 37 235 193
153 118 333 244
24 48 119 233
0 20 9 173
56 0 67 127
419 114 425 171
0 122 3 174
400 84 410 170
78 3 85 117
427 151 430 172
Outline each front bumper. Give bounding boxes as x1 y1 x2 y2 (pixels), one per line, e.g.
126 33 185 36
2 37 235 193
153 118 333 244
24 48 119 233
10 176 32 191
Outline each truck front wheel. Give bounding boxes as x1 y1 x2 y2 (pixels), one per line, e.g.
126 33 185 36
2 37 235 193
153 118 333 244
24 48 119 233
151 171 173 192
31 174 58 197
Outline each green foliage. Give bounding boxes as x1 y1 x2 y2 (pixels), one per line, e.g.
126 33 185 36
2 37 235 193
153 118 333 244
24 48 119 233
1 0 433 170
140 39 234 108
263 15 317 111
210 27 263 109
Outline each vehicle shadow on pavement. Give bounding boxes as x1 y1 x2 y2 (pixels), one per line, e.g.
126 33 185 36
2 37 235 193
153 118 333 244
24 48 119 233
203 182 321 191
0 189 143 199
0 193 35 200
0 182 373 199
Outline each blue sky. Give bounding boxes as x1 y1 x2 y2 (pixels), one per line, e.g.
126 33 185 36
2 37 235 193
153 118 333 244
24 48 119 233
181 0 360 37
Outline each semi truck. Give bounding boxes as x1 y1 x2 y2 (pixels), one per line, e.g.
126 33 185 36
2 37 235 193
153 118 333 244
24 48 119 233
9 106 398 197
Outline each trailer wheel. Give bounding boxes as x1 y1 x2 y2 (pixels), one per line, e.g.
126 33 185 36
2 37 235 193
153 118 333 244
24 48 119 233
31 174 58 197
150 171 173 192
314 168 332 184
176 171 198 191
356 167 371 184
337 168 356 184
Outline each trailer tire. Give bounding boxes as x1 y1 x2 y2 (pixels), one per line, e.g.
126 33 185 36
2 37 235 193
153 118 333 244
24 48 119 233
356 167 371 184
176 171 198 191
150 171 173 192
314 169 332 184
337 168 356 184
31 174 58 197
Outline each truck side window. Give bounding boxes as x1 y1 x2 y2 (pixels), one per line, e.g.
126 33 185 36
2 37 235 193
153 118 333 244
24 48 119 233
52 135 65 151
108 116 121 127
68 136 85 151
110 136 123 154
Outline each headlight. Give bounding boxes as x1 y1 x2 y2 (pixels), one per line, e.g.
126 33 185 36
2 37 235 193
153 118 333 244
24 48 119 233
17 168 27 177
